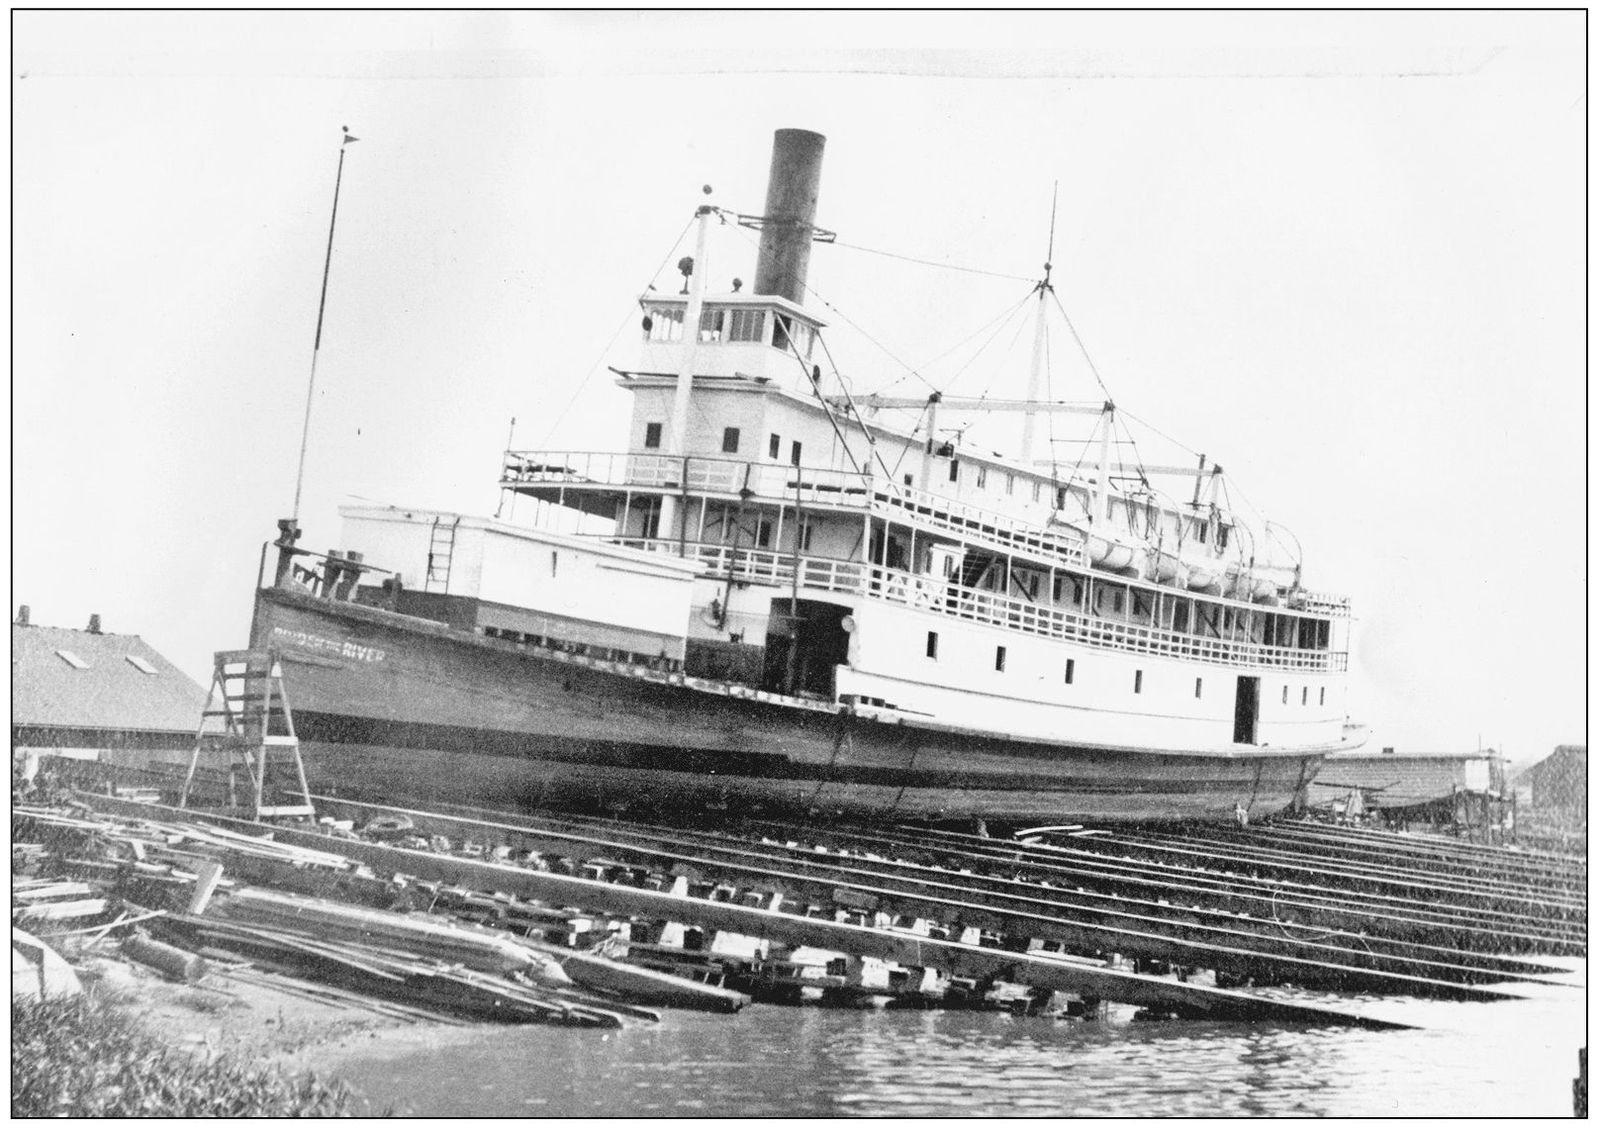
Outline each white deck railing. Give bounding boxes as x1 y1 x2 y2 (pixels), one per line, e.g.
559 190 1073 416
506 450 1352 620
505 449 1090 568
612 539 1346 674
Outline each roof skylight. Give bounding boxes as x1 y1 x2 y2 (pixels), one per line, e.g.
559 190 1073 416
55 650 89 670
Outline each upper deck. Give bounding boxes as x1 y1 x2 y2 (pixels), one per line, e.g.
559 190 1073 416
501 448 1353 619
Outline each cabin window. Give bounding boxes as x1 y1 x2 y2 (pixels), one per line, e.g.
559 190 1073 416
798 518 814 551
721 427 741 454
1032 481 1042 503
638 501 661 540
1132 590 1154 623
949 460 960 483
903 474 913 486
727 307 765 342
1055 486 1067 510
646 306 684 342
699 309 725 341
1111 589 1125 615
1320 687 1326 706
976 466 988 489
1133 670 1144 694
769 433 781 459
1005 473 1015 495
1301 686 1308 706
55 649 89 670
995 646 1007 672
550 551 559 576
1194 677 1203 699
757 519 774 548
926 631 939 659
644 422 663 449
126 655 158 675
1064 658 1075 684
790 440 803 467
1282 685 1289 705
771 314 793 350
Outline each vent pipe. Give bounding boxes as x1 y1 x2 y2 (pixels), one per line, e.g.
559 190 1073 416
87 613 102 634
753 129 826 304
15 605 29 626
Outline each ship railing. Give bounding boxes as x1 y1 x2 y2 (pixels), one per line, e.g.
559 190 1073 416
867 483 1089 567
610 538 1345 674
502 450 872 505
1288 589 1353 615
504 449 1091 569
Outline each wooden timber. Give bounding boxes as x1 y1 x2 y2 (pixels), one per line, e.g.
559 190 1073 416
73 794 1413 1029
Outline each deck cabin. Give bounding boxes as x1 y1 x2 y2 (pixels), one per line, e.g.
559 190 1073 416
489 280 1352 754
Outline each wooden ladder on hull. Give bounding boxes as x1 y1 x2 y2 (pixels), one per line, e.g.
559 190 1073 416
180 650 315 820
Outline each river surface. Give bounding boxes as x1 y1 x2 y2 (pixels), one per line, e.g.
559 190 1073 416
331 960 1585 1118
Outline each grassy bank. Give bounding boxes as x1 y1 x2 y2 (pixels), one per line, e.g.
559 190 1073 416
11 993 373 1117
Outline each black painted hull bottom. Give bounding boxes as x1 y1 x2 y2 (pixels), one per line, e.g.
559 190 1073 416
291 735 1302 826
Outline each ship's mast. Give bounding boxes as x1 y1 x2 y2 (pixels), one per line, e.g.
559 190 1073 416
659 194 715 548
1019 183 1057 467
290 128 359 525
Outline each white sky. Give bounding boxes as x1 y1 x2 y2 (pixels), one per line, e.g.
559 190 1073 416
10 11 1587 765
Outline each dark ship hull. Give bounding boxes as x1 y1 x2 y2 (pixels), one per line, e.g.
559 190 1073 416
251 585 1326 823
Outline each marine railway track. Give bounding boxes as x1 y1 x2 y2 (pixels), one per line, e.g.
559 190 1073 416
51 784 1583 1032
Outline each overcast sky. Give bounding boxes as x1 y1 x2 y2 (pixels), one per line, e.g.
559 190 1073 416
12 11 1586 764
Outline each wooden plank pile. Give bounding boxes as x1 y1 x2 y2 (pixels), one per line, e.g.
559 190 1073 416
11 801 749 1027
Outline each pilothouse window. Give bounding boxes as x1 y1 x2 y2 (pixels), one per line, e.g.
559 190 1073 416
727 308 765 342
646 306 684 342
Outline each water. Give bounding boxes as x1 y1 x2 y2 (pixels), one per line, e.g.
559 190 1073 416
331 962 1585 1117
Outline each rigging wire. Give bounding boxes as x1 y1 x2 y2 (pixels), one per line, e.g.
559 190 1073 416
968 297 1039 407
1118 406 1203 460
880 289 1038 396
830 238 1037 283
725 224 941 397
1047 287 1115 403
535 215 698 449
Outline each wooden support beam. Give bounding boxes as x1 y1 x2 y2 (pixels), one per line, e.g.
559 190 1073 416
74 795 1410 1029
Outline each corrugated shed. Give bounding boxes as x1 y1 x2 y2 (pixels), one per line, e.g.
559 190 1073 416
12 622 207 737
1526 744 1586 814
1308 750 1491 811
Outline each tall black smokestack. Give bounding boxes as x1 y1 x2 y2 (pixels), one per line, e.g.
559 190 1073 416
753 129 826 304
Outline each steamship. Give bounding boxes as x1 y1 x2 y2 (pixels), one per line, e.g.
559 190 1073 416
250 128 1361 823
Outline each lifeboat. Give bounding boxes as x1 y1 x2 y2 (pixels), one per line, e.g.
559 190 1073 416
1185 563 1221 593
1084 532 1138 573
1151 550 1189 589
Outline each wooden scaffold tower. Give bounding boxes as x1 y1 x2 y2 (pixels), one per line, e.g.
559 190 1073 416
180 650 315 820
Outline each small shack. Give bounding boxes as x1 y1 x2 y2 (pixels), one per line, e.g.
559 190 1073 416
1521 744 1586 816
1308 747 1508 826
11 608 209 783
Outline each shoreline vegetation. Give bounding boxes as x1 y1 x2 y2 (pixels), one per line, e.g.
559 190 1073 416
12 991 375 1118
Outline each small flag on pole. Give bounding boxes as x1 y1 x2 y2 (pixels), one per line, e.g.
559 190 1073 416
342 127 359 146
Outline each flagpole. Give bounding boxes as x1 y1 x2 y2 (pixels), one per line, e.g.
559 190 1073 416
290 127 359 525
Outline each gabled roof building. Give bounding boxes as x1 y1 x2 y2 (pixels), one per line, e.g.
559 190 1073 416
11 609 208 763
